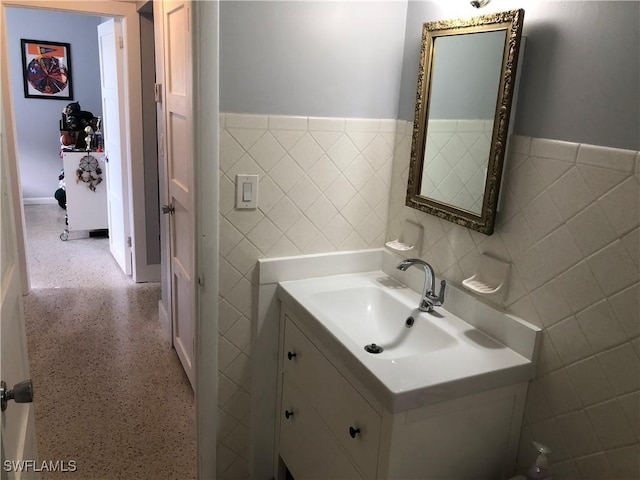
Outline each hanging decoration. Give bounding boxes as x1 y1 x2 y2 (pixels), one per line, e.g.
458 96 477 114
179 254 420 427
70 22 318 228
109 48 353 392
76 154 103 192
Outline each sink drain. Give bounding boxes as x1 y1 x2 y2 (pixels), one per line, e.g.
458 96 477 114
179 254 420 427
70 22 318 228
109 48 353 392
364 343 384 354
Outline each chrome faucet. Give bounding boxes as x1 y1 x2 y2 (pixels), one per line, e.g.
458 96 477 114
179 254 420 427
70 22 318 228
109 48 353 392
396 258 446 313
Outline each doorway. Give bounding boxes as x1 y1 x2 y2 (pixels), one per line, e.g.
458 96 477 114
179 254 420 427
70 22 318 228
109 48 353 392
3 2 195 476
1 1 219 477
5 7 124 285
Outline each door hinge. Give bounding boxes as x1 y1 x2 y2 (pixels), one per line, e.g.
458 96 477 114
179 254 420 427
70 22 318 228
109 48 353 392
119 36 124 49
127 236 132 247
198 275 204 288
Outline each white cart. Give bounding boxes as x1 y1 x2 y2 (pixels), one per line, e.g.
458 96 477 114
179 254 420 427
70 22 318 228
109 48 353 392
60 152 108 240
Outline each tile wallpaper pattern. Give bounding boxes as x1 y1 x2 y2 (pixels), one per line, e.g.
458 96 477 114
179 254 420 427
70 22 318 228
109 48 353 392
217 112 639 479
389 121 640 479
217 113 395 479
421 119 493 214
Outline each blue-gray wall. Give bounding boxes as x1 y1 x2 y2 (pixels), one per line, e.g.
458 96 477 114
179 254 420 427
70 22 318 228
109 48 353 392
398 1 640 150
7 7 103 199
220 1 408 119
513 1 639 150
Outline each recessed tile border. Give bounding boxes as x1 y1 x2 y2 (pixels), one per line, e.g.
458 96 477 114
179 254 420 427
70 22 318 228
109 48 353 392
225 113 269 129
577 144 636 173
268 115 308 131
307 116 345 131
530 138 579 163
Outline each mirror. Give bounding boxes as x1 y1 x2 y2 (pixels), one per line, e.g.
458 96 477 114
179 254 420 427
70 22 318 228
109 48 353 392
406 9 524 235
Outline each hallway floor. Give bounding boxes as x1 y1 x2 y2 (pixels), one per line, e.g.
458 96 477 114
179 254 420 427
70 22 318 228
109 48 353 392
23 205 195 480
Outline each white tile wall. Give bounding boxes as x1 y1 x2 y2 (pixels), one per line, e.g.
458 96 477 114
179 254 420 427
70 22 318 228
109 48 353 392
388 121 640 477
217 113 395 480
217 111 638 479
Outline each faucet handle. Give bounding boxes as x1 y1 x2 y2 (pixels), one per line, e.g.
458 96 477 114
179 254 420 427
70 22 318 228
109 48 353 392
427 279 446 306
437 279 446 305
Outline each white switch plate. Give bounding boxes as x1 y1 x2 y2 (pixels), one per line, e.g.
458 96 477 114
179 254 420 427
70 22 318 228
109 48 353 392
235 174 258 209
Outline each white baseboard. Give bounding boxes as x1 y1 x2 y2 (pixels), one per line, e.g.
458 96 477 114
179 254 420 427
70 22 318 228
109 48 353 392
23 198 57 205
158 299 171 343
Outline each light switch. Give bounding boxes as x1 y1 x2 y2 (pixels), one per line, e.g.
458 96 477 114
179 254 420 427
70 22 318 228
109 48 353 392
236 174 258 209
242 182 252 202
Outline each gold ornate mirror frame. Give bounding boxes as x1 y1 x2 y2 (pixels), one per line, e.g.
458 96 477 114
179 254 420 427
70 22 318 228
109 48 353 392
406 9 525 235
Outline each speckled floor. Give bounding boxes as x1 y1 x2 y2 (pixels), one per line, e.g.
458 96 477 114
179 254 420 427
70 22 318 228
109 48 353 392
23 205 195 480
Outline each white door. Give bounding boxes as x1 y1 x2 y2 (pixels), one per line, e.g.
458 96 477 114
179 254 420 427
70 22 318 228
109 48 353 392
0 133 39 479
164 0 195 387
98 19 132 276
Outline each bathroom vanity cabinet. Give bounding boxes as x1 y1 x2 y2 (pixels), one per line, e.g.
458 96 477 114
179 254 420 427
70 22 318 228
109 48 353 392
275 303 529 480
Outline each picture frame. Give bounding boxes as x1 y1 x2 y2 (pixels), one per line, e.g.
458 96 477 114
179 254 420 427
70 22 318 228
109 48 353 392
21 39 73 100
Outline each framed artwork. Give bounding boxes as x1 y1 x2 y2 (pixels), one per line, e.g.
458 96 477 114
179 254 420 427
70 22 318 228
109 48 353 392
21 39 73 100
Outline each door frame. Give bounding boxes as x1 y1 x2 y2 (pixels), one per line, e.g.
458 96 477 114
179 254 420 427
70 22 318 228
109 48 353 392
193 3 219 478
1 0 156 284
0 1 218 477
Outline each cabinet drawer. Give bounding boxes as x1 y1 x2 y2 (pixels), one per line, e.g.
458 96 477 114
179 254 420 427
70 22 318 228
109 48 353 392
283 316 381 479
280 379 363 480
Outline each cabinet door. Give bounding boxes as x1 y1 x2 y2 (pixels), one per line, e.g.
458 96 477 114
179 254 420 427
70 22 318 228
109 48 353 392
284 316 381 478
279 380 363 480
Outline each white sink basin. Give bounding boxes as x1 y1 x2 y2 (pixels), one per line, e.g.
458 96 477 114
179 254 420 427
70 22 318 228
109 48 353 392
278 271 541 411
311 286 456 359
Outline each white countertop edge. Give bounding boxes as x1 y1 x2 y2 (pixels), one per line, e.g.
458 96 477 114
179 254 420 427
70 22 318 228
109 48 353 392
388 363 535 412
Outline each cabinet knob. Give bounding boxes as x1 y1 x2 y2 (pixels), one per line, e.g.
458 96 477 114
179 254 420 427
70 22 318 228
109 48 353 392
287 351 296 361
285 410 294 419
349 426 360 438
